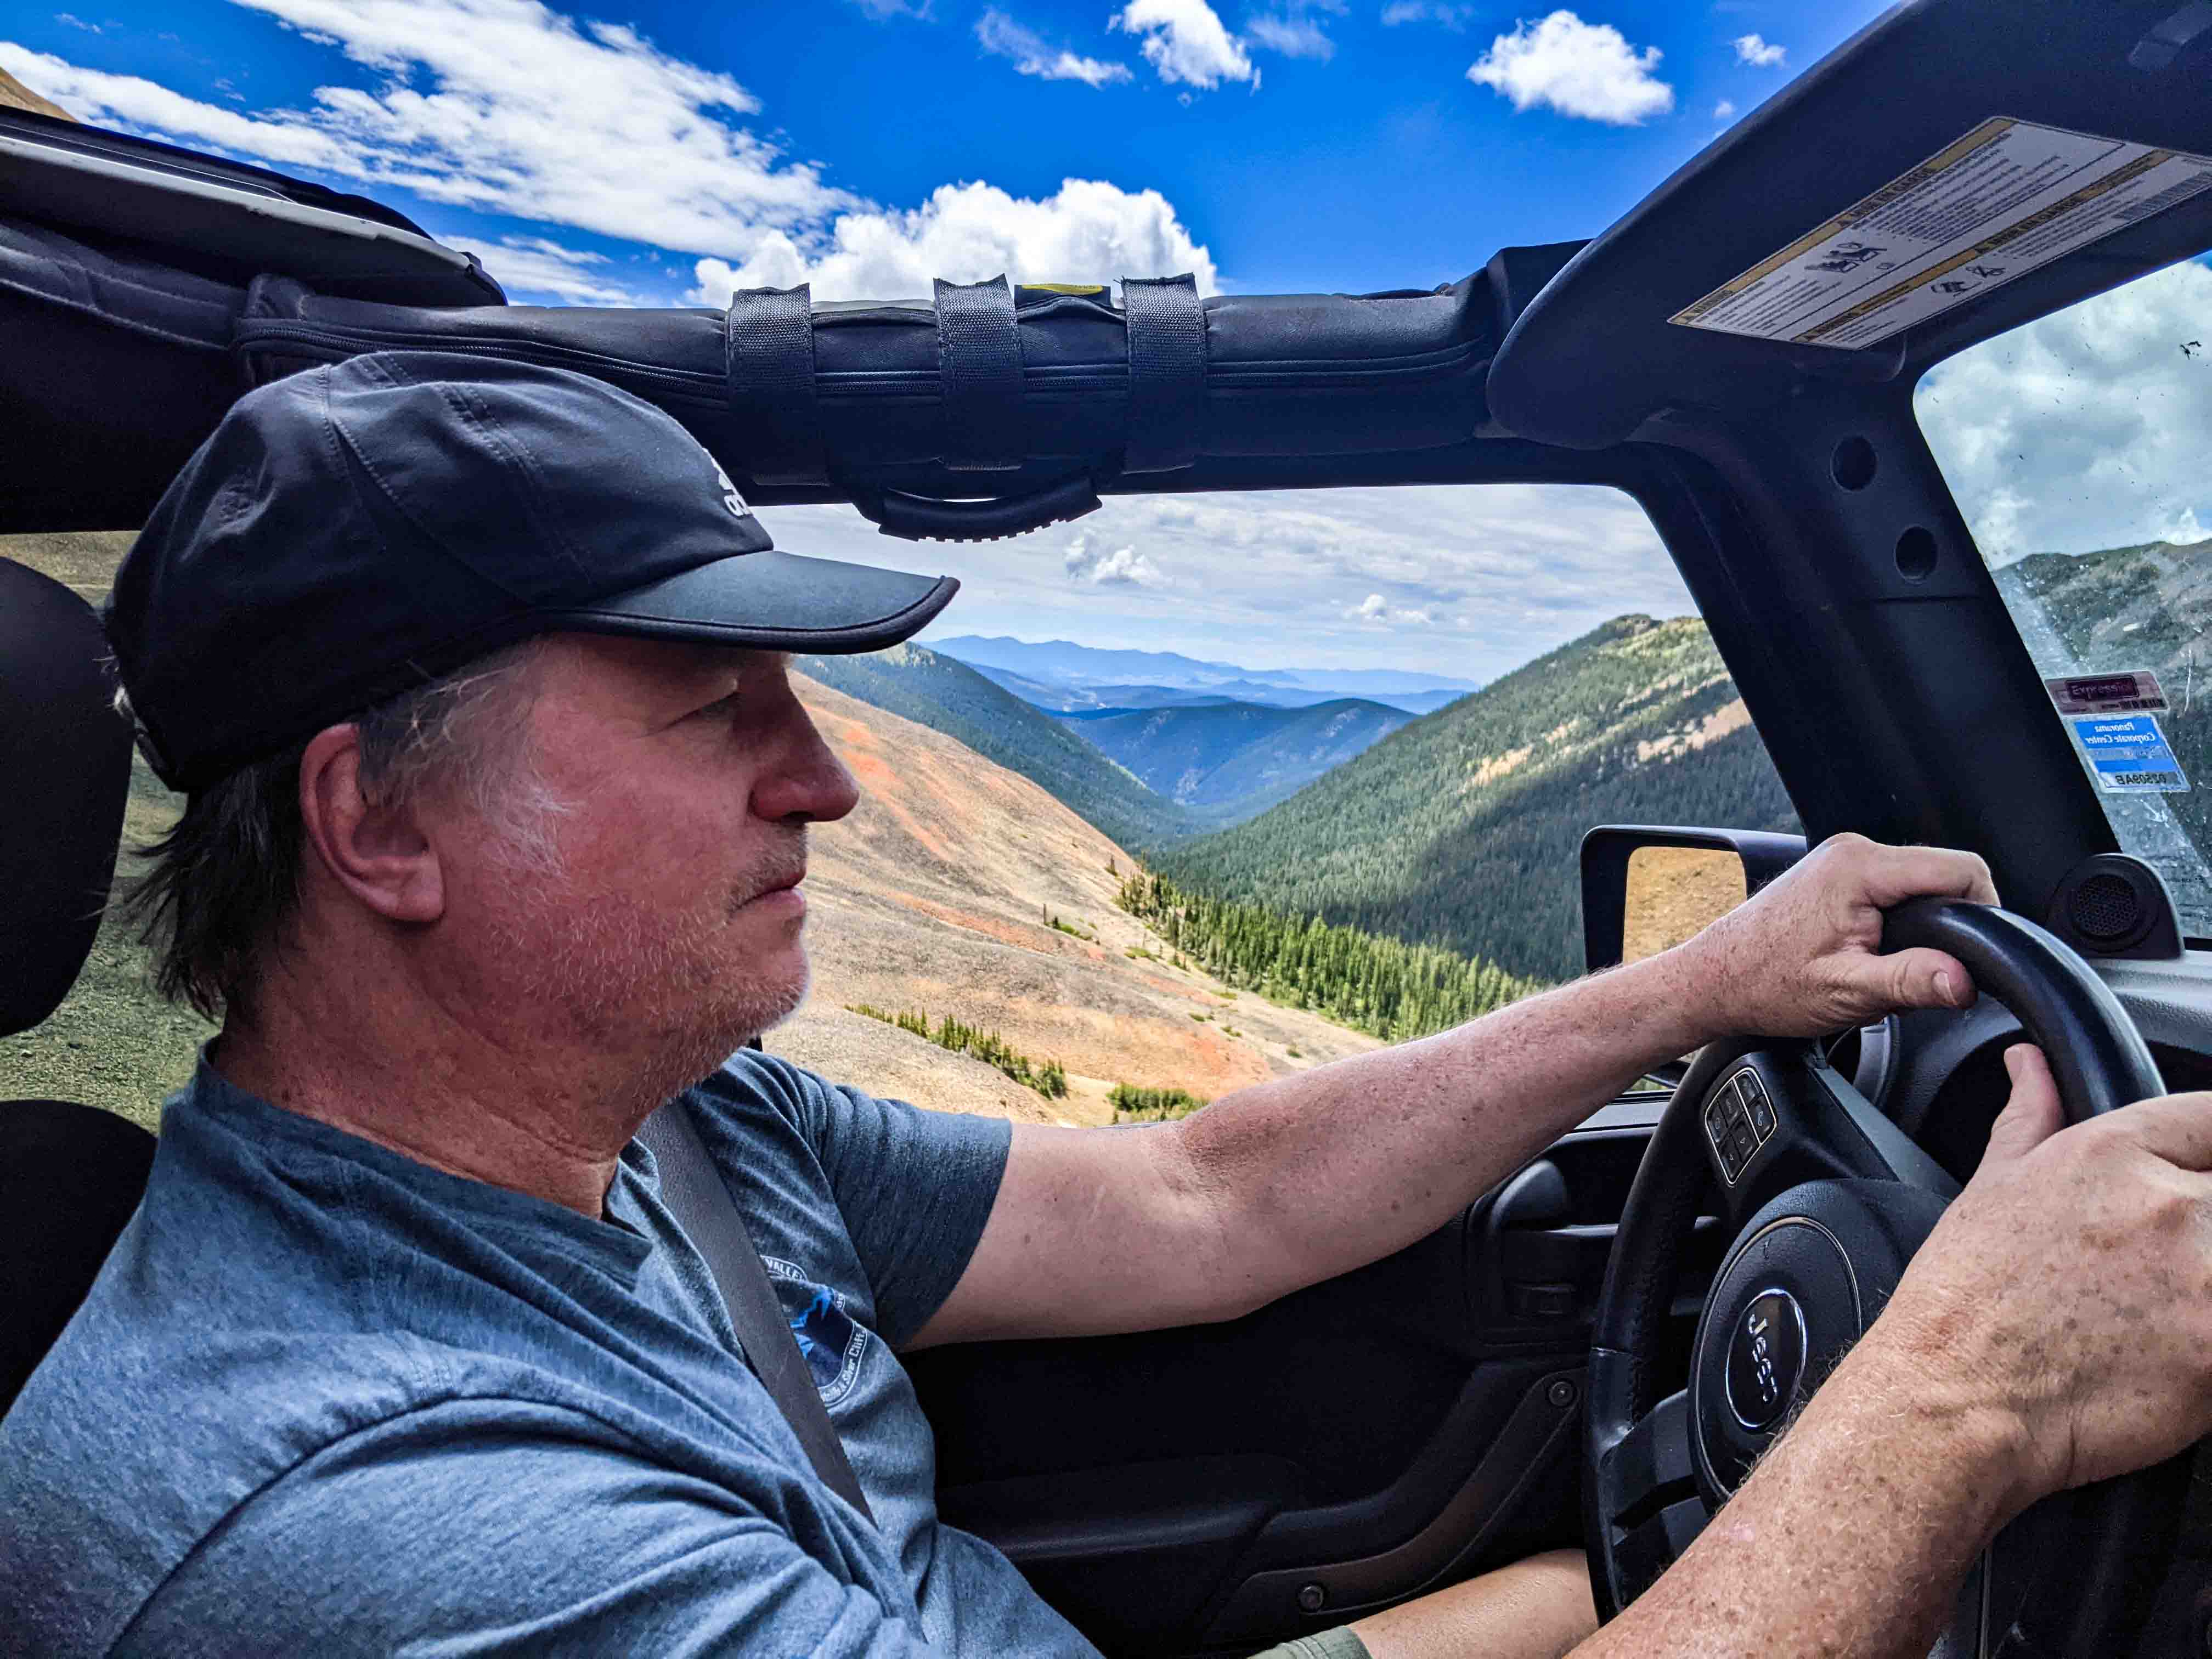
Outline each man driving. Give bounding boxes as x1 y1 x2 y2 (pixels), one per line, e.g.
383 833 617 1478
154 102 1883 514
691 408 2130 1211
7 352 2212 1658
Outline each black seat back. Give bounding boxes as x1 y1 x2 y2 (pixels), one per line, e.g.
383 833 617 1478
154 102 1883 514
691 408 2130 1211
1 554 151 1415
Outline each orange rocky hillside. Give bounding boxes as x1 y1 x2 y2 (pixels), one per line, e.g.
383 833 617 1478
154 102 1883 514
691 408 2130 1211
775 673 1378 1127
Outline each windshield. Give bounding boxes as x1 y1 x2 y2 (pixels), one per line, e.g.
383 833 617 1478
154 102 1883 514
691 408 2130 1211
1916 255 2212 939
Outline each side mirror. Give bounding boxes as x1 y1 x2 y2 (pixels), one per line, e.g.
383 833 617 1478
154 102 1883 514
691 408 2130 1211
1581 826 1807 975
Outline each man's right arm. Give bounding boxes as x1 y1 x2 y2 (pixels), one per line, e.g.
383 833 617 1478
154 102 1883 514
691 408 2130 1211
1570 1045 2212 1658
1573 1337 2023 1657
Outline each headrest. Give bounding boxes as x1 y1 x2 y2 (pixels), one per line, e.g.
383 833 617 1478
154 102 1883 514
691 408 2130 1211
0 558 133 1036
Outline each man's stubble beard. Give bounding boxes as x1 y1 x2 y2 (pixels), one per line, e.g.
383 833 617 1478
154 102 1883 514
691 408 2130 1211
481 825 813 1115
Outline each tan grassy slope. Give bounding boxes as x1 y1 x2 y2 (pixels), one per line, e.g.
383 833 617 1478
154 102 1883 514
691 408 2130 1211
781 674 1378 1126
2 532 1375 1131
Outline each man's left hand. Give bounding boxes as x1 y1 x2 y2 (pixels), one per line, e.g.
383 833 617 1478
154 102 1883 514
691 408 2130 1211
1673 832 2000 1039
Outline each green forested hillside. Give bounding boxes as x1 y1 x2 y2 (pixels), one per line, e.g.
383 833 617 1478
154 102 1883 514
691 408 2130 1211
1156 616 1801 983
1058 697 1414 819
1119 871 1544 1040
793 644 1198 851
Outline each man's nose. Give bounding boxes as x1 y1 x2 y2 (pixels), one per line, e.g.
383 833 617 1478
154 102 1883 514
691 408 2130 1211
753 716 860 825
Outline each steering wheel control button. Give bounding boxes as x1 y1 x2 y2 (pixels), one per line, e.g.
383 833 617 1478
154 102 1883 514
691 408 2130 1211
1724 1288 1807 1431
1706 1097 1744 1180
1739 1074 1777 1138
1715 1133 1743 1181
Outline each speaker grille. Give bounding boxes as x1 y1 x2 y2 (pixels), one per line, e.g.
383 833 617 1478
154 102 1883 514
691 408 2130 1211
2071 871 2143 942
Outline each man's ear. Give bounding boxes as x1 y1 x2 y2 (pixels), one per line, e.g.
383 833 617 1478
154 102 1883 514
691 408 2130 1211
296 725 447 923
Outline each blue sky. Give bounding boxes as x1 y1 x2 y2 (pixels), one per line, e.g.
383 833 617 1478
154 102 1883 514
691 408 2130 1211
12 1 2189 680
4 2 1886 306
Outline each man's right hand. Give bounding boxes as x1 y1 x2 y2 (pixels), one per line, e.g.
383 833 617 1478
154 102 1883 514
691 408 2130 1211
1574 1043 2212 1659
1871 1044 2212 1510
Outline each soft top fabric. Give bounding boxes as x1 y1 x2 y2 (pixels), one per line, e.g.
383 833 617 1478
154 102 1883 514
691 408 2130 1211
0 1047 1093 1657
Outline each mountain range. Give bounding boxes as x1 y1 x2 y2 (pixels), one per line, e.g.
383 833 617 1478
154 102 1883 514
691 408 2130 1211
1057 698 1415 817
928 635 1480 713
792 644 1197 851
1156 615 1802 983
967 663 1467 717
801 644 1430 837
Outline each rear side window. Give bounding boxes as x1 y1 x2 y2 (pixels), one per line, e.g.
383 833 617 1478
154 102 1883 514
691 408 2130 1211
1916 253 2212 939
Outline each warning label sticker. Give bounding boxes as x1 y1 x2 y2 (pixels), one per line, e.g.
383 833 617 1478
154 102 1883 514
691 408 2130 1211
1671 117 2212 350
2069 713 2191 794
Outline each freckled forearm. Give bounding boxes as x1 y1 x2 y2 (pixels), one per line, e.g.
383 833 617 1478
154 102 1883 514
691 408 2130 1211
1176 946 1726 1308
1574 1338 2025 1659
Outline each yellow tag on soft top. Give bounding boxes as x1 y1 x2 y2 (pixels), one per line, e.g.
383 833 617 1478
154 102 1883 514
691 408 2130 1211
1020 282 1108 295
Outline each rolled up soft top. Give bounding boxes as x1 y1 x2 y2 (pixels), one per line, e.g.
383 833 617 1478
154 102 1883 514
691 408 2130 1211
0 106 1582 540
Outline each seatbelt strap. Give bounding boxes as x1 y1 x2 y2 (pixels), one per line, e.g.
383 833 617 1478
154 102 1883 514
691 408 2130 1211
635 1099 874 1520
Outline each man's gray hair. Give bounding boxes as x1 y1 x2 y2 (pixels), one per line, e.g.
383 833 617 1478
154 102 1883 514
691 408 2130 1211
115 637 569 1024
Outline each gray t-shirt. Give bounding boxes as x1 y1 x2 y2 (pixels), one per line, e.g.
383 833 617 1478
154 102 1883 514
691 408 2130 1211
0 1048 1098 1656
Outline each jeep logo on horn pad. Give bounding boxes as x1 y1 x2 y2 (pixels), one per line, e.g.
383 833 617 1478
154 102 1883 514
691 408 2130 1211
1725 1288 1807 1432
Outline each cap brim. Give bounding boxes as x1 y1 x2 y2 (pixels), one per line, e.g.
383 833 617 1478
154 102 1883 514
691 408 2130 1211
548 549 958 655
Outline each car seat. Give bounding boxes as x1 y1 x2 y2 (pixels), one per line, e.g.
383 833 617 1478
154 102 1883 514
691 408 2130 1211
0 555 153 1417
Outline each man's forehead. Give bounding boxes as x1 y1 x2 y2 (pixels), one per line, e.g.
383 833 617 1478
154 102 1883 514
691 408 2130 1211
541 633 790 698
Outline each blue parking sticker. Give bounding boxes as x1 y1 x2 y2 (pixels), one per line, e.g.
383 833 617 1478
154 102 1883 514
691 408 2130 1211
2067 713 2191 793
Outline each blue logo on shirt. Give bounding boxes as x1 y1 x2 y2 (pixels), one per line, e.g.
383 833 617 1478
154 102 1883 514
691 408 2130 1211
761 1257 868 1404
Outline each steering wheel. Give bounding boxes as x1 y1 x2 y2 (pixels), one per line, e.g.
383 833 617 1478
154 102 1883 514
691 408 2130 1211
1583 898 2192 1655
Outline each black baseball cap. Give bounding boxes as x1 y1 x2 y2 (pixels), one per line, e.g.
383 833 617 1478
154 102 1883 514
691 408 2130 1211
104 351 958 792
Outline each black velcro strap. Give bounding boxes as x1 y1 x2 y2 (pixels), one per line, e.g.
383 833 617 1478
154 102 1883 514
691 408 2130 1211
1121 273 1207 475
725 285 823 486
933 276 1024 472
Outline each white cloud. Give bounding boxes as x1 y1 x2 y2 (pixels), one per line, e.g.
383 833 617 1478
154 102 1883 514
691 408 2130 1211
687 175 1216 303
1109 0 1255 89
1065 532 1171 588
1246 15 1334 60
1713 97 1735 120
1467 10 1672 126
0 42 362 170
763 482 1691 680
1348 592 1434 624
1 3 845 258
469 234 645 304
54 13 103 31
1915 257 2212 562
1381 1 1477 27
976 9 1132 85
1731 32 1786 67
3 4 1214 316
849 0 932 18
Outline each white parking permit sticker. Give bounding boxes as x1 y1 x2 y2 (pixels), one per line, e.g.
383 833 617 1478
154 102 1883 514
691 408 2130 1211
1672 117 2212 350
2069 713 2191 793
2046 669 2170 716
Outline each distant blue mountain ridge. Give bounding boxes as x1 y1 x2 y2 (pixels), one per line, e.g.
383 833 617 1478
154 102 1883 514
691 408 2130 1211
926 634 1482 703
1054 697 1419 816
